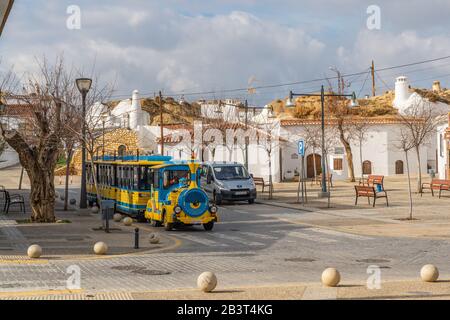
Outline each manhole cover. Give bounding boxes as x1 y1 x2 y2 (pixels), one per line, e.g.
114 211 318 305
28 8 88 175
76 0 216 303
111 265 145 272
132 269 171 276
285 257 316 262
66 237 85 241
356 258 390 264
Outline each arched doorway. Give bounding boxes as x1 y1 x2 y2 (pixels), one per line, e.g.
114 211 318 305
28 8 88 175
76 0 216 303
395 160 404 174
362 160 372 175
118 145 127 157
307 154 322 178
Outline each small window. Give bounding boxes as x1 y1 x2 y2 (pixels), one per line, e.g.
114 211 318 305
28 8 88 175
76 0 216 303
363 160 372 175
333 158 343 171
154 171 160 189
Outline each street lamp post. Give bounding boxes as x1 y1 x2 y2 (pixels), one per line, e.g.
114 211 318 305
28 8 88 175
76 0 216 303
286 86 358 197
76 78 92 209
244 100 249 170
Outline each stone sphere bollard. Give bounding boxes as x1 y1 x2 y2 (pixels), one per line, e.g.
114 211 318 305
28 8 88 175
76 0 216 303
91 206 99 214
70 199 76 205
149 233 160 244
113 213 123 222
123 217 133 226
321 268 341 287
27 244 42 259
421 264 439 282
93 242 108 255
60 194 65 201
55 192 60 199
197 272 217 292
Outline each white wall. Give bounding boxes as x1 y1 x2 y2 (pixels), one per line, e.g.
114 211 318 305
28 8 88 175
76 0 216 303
437 124 448 179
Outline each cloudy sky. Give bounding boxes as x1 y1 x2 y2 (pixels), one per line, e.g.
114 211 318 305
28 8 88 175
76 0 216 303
1 0 450 105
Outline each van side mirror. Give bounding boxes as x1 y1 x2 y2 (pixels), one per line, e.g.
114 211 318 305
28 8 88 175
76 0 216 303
207 174 212 184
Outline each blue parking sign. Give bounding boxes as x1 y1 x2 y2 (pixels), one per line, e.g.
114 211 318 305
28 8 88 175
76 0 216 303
298 140 305 156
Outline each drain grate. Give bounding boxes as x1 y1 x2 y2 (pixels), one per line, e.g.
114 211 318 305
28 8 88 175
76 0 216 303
285 257 316 263
111 265 170 276
132 269 171 276
356 258 390 264
111 265 144 272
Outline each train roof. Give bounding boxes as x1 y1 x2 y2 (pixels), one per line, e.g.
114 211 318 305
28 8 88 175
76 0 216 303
151 160 202 170
92 155 172 165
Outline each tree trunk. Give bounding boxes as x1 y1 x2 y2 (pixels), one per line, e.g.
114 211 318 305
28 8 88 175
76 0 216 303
338 123 355 182
405 151 413 220
64 149 73 211
28 166 57 223
359 140 364 181
415 145 422 194
268 157 273 200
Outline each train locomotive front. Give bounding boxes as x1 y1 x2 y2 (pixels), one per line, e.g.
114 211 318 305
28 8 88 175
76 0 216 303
145 161 218 231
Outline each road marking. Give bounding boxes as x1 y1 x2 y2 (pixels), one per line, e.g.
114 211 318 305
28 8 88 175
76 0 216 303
174 233 228 247
232 209 249 214
275 230 337 244
207 233 265 246
0 259 49 265
308 228 373 241
238 231 278 240
0 289 84 298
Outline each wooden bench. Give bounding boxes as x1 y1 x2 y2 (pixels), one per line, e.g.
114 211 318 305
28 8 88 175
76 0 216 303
253 177 271 193
421 179 450 198
354 185 389 207
359 175 385 190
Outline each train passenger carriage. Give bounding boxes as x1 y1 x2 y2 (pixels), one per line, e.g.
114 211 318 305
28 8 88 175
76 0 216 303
86 154 218 231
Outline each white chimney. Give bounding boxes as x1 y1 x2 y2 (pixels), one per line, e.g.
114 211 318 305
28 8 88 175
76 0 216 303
129 90 141 130
393 76 410 108
432 81 441 92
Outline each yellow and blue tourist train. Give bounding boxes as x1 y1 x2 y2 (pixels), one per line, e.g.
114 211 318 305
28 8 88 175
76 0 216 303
86 155 218 231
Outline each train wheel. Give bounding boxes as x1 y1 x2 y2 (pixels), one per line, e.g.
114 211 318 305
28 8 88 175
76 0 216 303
203 222 214 231
151 219 162 227
163 213 173 231
137 212 147 223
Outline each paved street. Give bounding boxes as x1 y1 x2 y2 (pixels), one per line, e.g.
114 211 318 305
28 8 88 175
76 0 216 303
1 167 450 299
2 201 450 299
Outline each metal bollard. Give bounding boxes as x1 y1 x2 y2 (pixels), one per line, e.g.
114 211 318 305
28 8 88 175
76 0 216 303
134 228 139 249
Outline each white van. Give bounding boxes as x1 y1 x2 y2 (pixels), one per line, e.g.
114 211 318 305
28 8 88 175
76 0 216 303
200 162 257 205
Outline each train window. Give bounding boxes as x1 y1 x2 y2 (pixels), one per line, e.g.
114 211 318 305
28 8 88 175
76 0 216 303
153 171 160 189
133 167 139 190
139 166 152 190
124 167 129 189
163 170 190 189
119 167 123 188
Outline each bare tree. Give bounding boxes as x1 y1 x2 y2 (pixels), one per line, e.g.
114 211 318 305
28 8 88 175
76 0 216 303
351 119 371 181
0 57 85 222
395 129 416 220
256 110 280 200
327 69 358 182
397 96 446 193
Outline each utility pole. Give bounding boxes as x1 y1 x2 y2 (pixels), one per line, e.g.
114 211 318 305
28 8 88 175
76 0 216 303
244 100 249 170
371 60 376 97
159 91 164 156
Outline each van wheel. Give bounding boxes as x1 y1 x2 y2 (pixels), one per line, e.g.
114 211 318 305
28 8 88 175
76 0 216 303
163 213 173 231
203 222 214 231
213 191 222 205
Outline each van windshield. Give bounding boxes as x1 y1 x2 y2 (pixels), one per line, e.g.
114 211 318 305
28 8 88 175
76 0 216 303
213 165 250 180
